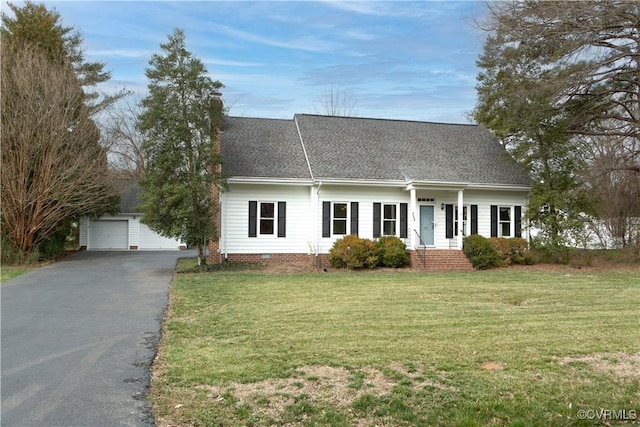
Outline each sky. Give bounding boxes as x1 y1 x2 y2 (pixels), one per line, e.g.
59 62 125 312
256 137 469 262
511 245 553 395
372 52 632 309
4 0 489 123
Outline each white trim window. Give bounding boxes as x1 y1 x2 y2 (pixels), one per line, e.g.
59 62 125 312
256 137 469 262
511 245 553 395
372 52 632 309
332 202 348 235
259 202 275 235
383 204 397 236
499 206 511 237
454 206 468 237
248 200 286 238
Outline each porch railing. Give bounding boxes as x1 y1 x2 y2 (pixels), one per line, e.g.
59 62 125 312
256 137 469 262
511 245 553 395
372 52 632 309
413 229 427 269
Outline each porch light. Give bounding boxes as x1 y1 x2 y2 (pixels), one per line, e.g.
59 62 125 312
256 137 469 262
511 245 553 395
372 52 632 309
441 203 445 210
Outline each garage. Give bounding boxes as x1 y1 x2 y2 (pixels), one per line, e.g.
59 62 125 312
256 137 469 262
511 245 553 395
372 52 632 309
88 219 128 249
140 223 183 249
79 179 184 251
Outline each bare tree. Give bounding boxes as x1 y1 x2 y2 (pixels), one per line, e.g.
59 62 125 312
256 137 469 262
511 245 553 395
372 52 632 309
586 134 640 248
100 96 148 178
1 41 118 259
313 85 358 116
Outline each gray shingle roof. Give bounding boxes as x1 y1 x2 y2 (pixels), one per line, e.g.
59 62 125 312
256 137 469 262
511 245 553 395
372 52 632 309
220 117 311 179
220 114 530 186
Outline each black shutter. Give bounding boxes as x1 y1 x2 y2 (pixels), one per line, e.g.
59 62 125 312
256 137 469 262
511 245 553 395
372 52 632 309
322 201 331 237
514 205 522 238
490 205 498 237
399 203 408 238
445 204 454 239
471 205 478 235
277 201 286 237
248 201 257 237
350 202 359 236
373 202 381 238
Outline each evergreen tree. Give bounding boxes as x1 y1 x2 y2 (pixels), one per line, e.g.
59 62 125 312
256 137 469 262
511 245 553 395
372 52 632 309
2 1 124 112
137 29 224 265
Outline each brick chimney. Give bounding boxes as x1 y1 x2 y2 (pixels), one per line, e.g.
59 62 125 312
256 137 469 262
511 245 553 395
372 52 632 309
209 90 223 264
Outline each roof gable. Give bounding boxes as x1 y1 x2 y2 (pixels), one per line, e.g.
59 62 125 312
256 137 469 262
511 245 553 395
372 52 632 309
220 114 530 187
295 114 530 186
220 117 311 180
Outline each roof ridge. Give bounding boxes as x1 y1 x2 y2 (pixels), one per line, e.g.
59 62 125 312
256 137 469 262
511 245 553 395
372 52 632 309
296 113 480 127
294 115 314 181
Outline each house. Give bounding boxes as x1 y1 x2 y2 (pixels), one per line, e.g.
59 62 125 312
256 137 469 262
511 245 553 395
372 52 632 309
79 180 184 250
211 114 531 270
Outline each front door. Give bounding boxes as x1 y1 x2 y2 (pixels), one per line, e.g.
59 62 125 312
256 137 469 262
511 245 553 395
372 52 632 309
419 205 435 246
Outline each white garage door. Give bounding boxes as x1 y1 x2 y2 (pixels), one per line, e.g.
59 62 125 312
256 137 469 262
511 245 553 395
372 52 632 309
89 220 128 249
140 223 181 249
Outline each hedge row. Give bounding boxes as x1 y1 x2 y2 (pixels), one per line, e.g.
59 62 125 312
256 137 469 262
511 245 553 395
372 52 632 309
328 235 409 269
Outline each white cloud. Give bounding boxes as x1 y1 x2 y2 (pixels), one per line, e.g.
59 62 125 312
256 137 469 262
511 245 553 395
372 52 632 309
212 24 336 52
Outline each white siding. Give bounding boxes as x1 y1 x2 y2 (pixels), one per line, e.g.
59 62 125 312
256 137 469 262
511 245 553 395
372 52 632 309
140 223 183 249
79 216 88 248
221 184 313 255
221 183 529 254
82 214 183 250
315 185 408 253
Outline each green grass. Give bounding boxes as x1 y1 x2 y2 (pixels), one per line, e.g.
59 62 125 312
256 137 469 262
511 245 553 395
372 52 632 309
0 265 35 282
151 268 640 426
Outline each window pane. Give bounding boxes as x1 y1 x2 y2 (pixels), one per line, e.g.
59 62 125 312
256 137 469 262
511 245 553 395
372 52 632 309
499 207 510 221
384 204 396 219
334 203 347 219
383 220 396 236
260 219 274 234
501 222 511 237
333 219 347 235
260 203 274 218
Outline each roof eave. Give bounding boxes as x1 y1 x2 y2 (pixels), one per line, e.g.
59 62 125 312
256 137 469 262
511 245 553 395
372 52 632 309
227 176 314 186
314 178 408 187
407 180 531 191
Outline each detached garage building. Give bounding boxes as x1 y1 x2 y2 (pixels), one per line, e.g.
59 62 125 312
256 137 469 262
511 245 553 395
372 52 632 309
79 180 184 250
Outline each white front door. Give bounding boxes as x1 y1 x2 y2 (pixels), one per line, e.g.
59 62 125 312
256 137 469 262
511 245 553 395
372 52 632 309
419 205 435 246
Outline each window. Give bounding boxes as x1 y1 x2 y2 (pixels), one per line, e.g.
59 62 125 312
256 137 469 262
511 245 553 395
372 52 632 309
374 202 407 238
323 201 358 237
499 206 511 237
249 201 286 238
333 203 348 235
383 204 397 236
490 205 521 238
259 202 275 235
454 206 468 236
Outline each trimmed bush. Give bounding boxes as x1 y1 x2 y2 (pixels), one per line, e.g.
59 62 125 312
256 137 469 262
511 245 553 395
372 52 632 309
329 234 378 269
488 237 533 265
463 234 499 270
375 236 409 268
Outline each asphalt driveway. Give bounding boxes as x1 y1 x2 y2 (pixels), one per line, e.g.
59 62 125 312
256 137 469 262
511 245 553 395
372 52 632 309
1 250 193 427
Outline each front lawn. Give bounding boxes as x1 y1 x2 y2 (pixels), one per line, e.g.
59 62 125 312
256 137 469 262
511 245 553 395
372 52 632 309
0 265 35 283
151 267 640 426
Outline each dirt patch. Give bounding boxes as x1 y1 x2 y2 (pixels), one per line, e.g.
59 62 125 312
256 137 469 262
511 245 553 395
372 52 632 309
193 364 455 420
556 353 640 381
481 361 505 371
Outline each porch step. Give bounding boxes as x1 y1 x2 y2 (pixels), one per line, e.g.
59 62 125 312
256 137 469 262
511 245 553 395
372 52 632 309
409 249 474 272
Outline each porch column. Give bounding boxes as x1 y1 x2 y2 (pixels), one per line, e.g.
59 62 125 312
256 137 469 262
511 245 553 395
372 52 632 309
410 187 417 249
457 189 464 249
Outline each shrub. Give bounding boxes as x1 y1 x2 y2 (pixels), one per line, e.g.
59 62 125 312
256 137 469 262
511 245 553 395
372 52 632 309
488 237 533 265
375 236 409 268
1 236 40 265
463 234 499 270
329 234 378 269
